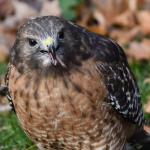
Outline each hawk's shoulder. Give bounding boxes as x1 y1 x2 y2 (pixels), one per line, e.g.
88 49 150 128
86 34 144 127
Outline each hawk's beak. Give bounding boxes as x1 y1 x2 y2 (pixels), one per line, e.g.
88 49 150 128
42 36 58 53
40 37 57 65
40 36 66 67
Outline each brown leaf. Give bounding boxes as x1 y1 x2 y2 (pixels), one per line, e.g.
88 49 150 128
0 45 9 63
77 4 92 27
110 27 141 45
144 78 150 84
18 0 43 11
128 0 138 12
93 10 107 26
138 0 150 10
0 24 16 50
77 9 108 35
137 10 150 34
144 125 150 134
40 0 61 16
11 0 37 23
0 0 14 20
1 0 38 32
144 99 150 114
88 25 107 35
91 0 129 24
0 25 11 63
0 1 37 33
113 11 136 28
127 39 150 60
88 10 107 35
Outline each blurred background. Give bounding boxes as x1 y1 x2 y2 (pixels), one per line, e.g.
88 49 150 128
0 0 150 149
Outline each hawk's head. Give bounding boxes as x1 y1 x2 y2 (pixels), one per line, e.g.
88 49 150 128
11 16 92 73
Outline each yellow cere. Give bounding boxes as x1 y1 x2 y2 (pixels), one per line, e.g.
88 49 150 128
43 36 54 47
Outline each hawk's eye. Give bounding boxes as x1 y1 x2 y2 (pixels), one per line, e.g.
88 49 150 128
58 31 64 40
28 39 37 47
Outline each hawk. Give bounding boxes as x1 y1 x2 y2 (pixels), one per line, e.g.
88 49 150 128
1 16 149 150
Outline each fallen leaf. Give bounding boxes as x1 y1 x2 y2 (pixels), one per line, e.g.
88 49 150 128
93 10 107 26
144 125 150 134
110 27 141 45
144 78 150 84
13 0 38 19
128 0 138 12
113 10 136 28
91 0 129 24
127 39 150 60
144 99 150 114
1 0 38 32
0 0 14 20
0 24 16 54
19 0 43 11
88 25 107 36
138 0 150 10
78 9 108 35
88 10 107 35
0 45 9 63
40 0 61 16
137 10 150 34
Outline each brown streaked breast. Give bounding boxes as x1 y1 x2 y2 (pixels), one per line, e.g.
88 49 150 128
8 59 129 150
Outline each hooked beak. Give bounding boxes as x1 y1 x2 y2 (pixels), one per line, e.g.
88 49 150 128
40 37 66 67
40 45 57 66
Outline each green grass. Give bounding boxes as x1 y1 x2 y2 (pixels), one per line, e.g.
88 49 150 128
0 63 36 150
0 63 8 75
131 61 150 121
59 0 81 20
0 112 36 150
131 62 150 104
0 61 150 149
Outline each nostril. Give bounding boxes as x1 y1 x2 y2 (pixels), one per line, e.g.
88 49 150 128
40 50 48 53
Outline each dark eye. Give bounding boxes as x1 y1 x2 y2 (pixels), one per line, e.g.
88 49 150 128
28 39 37 47
58 31 64 40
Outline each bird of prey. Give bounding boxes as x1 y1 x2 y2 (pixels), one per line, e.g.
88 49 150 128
1 16 149 150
